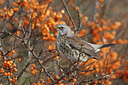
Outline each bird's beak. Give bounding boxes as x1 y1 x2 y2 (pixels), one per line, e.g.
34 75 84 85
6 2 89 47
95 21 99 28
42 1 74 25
52 26 58 29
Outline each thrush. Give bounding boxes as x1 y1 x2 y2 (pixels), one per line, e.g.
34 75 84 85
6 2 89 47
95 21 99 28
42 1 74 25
53 24 114 62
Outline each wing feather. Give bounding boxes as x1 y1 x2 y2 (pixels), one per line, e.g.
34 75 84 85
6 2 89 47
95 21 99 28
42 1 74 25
66 36 98 57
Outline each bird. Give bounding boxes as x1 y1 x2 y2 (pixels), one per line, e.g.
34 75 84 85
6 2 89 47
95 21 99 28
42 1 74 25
53 24 114 62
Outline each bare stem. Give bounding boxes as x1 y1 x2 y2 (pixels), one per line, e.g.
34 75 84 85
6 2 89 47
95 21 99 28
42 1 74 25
62 0 77 31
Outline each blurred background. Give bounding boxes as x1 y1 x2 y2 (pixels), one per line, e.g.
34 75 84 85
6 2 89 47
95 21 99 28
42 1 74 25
0 0 128 85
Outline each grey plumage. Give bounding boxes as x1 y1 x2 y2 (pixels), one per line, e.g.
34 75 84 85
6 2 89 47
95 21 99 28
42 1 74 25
53 24 114 62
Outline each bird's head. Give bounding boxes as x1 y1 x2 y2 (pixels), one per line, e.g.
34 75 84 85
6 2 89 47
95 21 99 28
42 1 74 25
52 24 74 37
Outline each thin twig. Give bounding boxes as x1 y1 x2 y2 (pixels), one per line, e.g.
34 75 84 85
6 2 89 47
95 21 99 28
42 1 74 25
29 48 55 83
5 29 55 83
93 0 99 20
62 0 77 31
17 59 30 79
74 8 82 33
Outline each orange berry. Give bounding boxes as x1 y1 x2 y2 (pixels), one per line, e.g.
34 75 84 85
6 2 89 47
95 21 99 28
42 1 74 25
114 21 121 26
43 37 48 40
111 31 116 35
116 70 123 76
79 29 87 36
12 78 16 83
10 72 13 76
8 52 12 56
48 45 52 50
86 23 90 27
20 3 25 6
0 0 4 5
111 75 116 79
97 27 103 32
75 6 79 10
70 83 75 85
73 78 76 82
8 60 13 65
36 23 40 27
9 72 12 76
13 63 16 67
111 41 117 44
34 69 37 73
55 56 60 60
0 68 3 72
104 32 114 40
18 58 21 62
60 10 65 14
46 0 52 4
99 0 104 2
96 68 100 72
4 72 7 76
117 39 123 43
14 68 17 72
56 75 59 79
16 31 20 36
9 78 12 81
112 61 120 70
109 25 118 29
12 50 15 54
123 75 128 82
110 52 117 59
40 60 43 63
99 52 103 56
41 69 44 72
53 12 56 18
79 13 83 17
84 16 88 21
97 4 101 9
123 40 128 44
4 7 7 11
17 0 21 3
13 7 19 11
31 71 35 75
32 64 36 68
47 77 50 80
13 2 18 7
94 81 98 84
8 12 13 17
60 84 64 85
31 67 34 70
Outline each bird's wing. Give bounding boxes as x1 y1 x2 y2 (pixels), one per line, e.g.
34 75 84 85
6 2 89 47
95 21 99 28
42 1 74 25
66 36 99 57
56 35 72 56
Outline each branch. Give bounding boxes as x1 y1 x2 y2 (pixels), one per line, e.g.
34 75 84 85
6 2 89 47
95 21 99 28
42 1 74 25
62 0 77 31
17 59 30 79
74 7 82 33
5 30 55 83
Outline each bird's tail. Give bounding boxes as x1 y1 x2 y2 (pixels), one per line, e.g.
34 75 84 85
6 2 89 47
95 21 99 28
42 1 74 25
99 44 115 49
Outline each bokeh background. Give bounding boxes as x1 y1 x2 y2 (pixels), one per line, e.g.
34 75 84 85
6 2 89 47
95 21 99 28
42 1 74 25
0 0 128 85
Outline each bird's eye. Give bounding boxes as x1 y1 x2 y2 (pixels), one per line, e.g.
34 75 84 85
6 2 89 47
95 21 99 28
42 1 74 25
60 27 64 30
